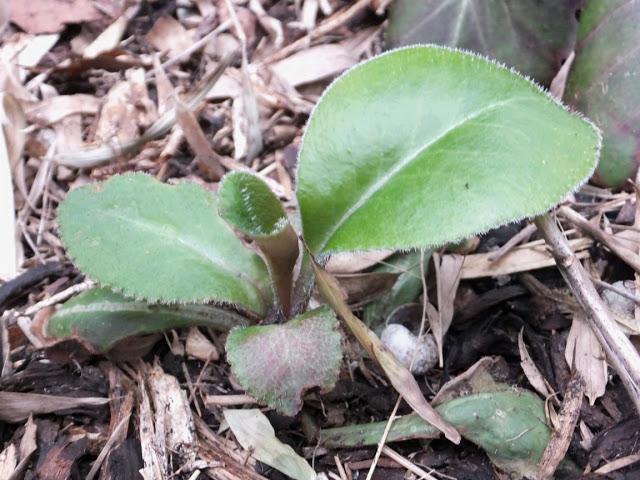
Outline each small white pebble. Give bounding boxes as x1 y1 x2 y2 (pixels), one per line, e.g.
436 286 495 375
381 324 438 375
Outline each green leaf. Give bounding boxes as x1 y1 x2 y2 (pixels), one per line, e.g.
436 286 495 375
320 389 550 479
58 173 272 314
218 171 299 316
385 0 581 85
46 288 249 352
565 0 640 188
298 45 600 254
226 306 342 416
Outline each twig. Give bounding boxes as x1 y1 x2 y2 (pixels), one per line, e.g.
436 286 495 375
535 213 640 414
592 278 640 307
205 394 257 406
559 205 640 273
381 446 437 480
488 223 537 262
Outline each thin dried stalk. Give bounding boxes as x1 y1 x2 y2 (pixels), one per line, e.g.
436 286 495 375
535 213 640 414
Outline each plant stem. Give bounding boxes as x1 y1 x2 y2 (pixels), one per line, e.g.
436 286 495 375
535 212 640 414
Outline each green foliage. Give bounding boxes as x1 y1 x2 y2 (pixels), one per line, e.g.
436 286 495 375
226 307 342 415
320 388 549 478
59 173 272 314
218 171 289 238
218 171 299 315
386 0 581 85
46 288 249 352
565 0 640 188
298 45 600 254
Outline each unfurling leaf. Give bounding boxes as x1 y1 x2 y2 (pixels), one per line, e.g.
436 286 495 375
58 173 272 314
386 0 581 85
226 306 342 416
46 288 249 352
218 171 299 316
297 45 600 255
565 0 640 188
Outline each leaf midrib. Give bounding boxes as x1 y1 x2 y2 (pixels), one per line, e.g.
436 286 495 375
103 211 268 305
317 96 525 252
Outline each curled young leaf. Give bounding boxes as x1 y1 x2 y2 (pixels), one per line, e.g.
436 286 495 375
218 171 299 315
226 306 342 416
58 173 272 314
45 288 249 352
297 45 600 255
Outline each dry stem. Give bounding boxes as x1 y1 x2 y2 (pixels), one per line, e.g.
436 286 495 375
535 213 640 414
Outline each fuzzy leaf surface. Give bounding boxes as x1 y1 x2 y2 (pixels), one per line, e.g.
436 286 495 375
297 46 600 254
58 173 271 314
386 0 581 85
46 288 249 352
218 171 299 314
320 389 549 478
226 306 342 416
565 0 640 188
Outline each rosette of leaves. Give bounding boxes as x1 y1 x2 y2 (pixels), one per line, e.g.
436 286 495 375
52 46 599 430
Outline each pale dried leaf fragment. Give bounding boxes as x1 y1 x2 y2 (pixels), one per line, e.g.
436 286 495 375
26 94 100 125
326 250 393 274
518 329 552 398
432 253 464 366
271 44 358 88
9 0 101 34
0 93 25 280
232 64 262 162
8 415 37 480
0 0 8 34
82 14 128 59
185 327 219 362
460 236 593 279
0 391 108 422
565 314 607 404
224 409 316 480
144 15 193 59
0 444 16 480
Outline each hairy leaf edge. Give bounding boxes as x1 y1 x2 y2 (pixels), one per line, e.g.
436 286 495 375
58 173 271 313
296 44 603 255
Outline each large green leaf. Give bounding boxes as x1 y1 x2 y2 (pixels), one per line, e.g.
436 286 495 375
218 171 299 316
386 0 582 85
226 306 342 416
297 46 600 254
58 173 272 314
320 389 549 478
46 288 249 352
565 0 640 188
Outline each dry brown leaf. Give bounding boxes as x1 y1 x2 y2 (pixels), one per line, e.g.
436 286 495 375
518 329 552 398
144 15 193 59
0 391 108 422
460 236 593 279
152 55 174 115
94 82 140 144
185 327 219 362
336 271 399 306
248 0 283 55
0 444 17 479
432 253 464 366
0 93 25 280
26 94 100 125
326 250 394 274
174 99 224 180
9 0 101 34
271 44 358 88
82 14 128 59
8 415 37 480
232 62 263 162
565 313 607 405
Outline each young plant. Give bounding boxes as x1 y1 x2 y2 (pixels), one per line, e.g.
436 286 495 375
51 46 599 439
